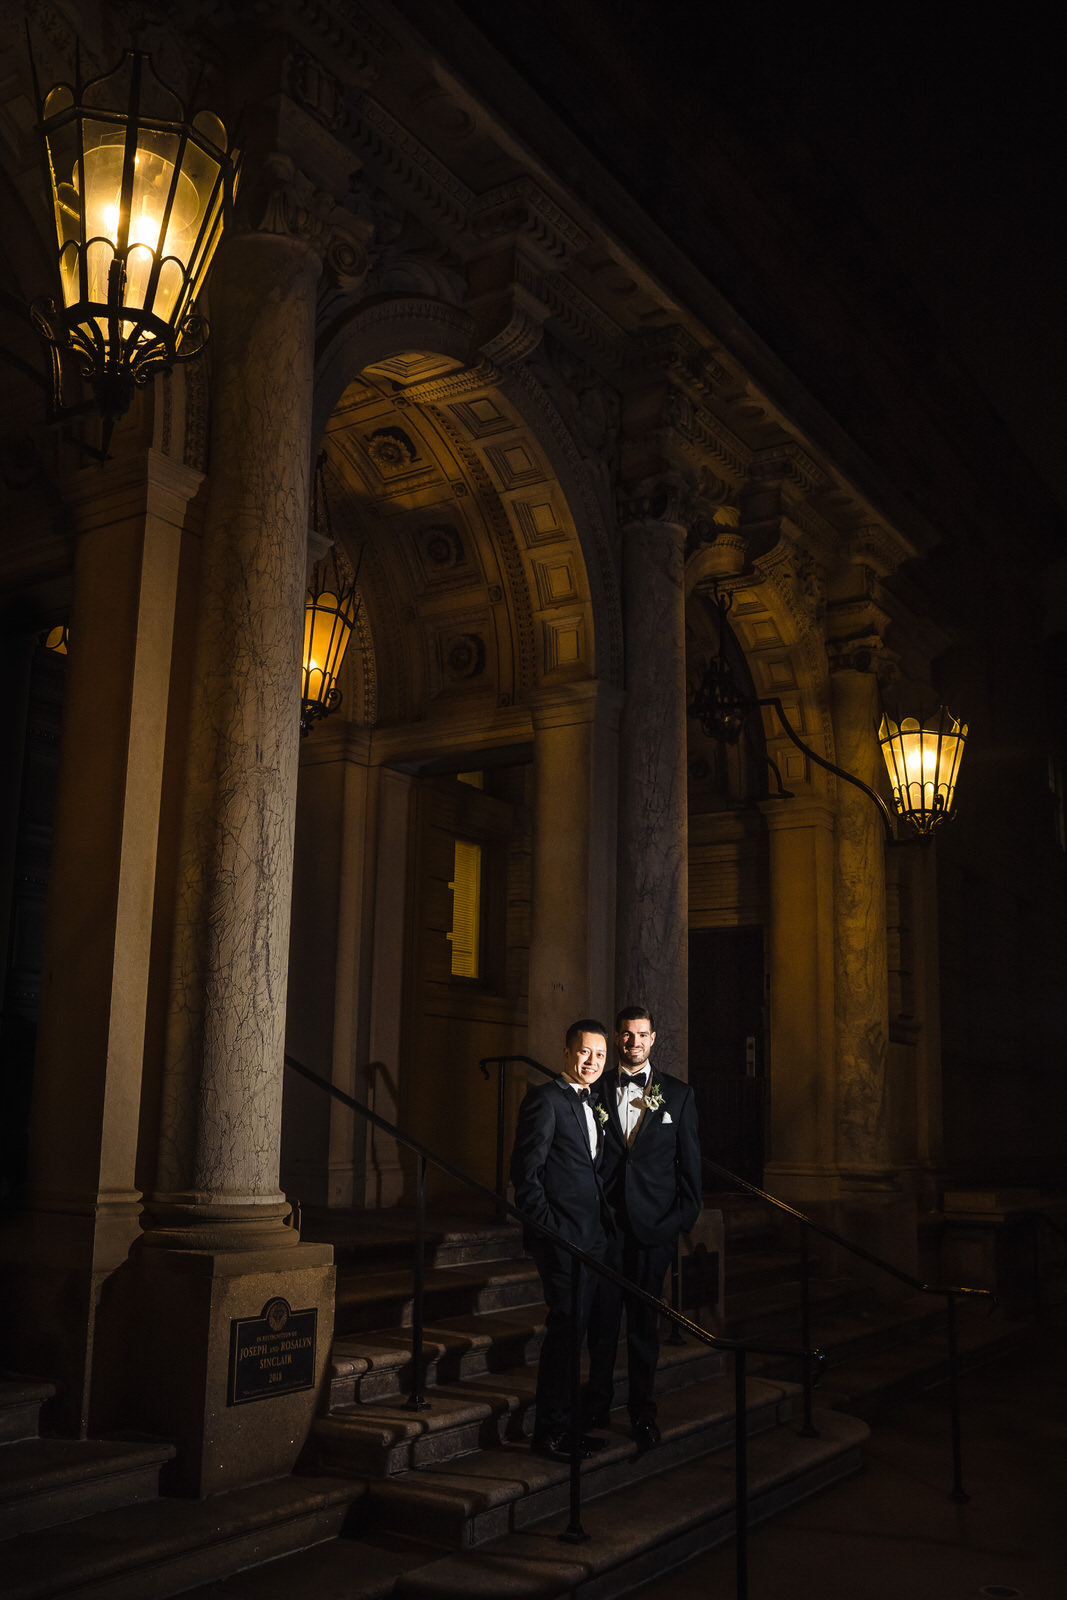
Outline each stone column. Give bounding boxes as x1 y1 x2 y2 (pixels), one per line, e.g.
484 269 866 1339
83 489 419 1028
285 726 373 1212
830 664 894 1184
135 200 334 1493
528 682 622 1065
760 799 837 1200
615 514 689 1070
2 452 199 1435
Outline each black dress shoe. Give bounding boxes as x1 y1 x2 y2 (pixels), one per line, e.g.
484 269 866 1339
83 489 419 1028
531 1432 605 1460
633 1419 662 1451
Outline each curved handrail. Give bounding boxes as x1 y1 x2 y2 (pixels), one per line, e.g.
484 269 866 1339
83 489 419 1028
478 1053 554 1080
285 1052 808 1360
285 1050 821 1594
701 1153 994 1303
479 1051 996 1503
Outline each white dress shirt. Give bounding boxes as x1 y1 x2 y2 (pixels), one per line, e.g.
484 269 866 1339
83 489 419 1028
568 1081 599 1157
618 1068 651 1145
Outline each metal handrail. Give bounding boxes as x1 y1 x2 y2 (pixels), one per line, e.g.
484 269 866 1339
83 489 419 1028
479 1053 995 1501
478 1055 554 1221
285 1052 821 1600
700 1152 995 1500
1028 1209 1067 1319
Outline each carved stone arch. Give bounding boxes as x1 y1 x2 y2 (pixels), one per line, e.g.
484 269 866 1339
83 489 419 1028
687 542 837 805
311 294 621 733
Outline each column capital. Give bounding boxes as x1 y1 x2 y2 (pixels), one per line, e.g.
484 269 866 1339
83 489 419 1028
239 150 373 293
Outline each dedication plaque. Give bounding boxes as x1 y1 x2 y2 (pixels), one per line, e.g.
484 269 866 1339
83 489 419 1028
228 1297 317 1406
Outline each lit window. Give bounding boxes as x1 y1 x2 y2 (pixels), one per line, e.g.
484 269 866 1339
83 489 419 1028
448 839 482 977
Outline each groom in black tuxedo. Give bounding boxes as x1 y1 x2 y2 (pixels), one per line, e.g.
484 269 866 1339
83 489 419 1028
510 1018 613 1459
585 1004 702 1449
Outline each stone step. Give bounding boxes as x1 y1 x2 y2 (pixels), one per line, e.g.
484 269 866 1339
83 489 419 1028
301 1208 524 1272
334 1258 543 1337
172 1530 438 1600
1 1475 361 1600
318 1373 800 1549
170 1404 867 1599
722 1274 861 1342
0 1376 55 1444
328 1307 546 1410
0 1436 176 1538
801 1306 1031 1417
391 1406 868 1597
317 1325 727 1479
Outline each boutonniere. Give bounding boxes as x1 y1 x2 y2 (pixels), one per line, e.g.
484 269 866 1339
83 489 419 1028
595 1105 609 1127
643 1083 665 1113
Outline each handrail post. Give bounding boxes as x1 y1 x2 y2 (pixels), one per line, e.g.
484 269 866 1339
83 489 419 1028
945 1291 968 1503
405 1153 431 1412
797 1225 818 1438
496 1062 507 1225
560 1254 589 1544
734 1345 749 1600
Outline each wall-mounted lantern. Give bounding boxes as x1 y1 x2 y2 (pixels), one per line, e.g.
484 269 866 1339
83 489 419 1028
301 454 359 738
878 710 967 836
27 44 239 451
687 585 967 843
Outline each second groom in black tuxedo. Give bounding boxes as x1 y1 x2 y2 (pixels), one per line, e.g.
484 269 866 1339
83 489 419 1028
586 1004 702 1449
510 1018 613 1459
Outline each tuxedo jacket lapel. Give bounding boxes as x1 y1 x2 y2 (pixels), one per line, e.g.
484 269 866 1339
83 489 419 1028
603 1070 626 1143
560 1078 596 1164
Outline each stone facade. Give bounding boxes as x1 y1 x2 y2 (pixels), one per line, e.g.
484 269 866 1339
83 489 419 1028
0 0 1064 1492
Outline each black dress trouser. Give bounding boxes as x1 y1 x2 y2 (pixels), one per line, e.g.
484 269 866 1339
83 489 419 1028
529 1237 604 1438
585 1234 674 1425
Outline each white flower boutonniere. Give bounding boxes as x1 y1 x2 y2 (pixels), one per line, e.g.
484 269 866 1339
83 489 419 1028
595 1105 609 1127
643 1082 665 1113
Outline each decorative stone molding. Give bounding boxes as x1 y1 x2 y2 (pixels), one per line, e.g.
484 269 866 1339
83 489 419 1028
351 96 589 269
470 175 592 267
245 151 374 301
501 362 624 689
754 540 827 639
618 471 721 541
751 441 831 495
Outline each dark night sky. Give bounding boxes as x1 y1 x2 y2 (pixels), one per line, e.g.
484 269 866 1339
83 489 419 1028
710 6 1066 529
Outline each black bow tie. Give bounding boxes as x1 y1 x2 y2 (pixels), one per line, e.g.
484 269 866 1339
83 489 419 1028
578 1088 591 1103
622 1071 648 1089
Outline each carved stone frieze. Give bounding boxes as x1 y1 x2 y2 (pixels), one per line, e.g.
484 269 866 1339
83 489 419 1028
422 404 538 695
754 540 827 639
750 441 831 495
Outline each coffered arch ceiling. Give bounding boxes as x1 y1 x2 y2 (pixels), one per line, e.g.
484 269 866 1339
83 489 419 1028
316 328 621 731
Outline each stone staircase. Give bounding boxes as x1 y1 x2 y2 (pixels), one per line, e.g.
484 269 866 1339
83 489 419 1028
0 1373 359 1600
713 1191 1029 1420
168 1205 867 1598
3 1198 1022 1599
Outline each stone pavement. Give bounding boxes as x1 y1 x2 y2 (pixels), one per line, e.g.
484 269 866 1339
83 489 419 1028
628 1304 1067 1600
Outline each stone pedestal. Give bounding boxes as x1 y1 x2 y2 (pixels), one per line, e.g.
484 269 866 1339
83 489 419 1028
133 1241 334 1496
616 517 688 1068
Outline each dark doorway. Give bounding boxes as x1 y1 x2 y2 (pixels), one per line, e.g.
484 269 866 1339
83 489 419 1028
688 925 765 1188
